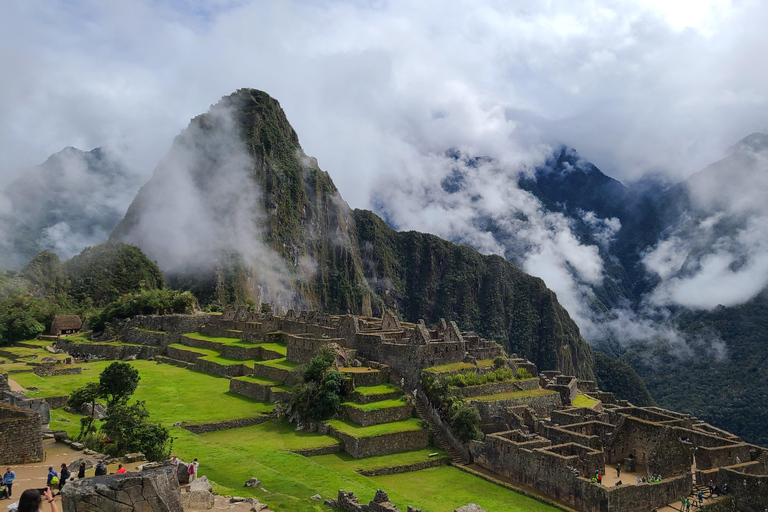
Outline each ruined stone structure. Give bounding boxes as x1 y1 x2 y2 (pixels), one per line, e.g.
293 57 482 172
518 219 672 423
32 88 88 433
0 403 43 464
58 307 768 511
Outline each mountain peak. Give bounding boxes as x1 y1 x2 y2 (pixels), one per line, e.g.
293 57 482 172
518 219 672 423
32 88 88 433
731 132 768 154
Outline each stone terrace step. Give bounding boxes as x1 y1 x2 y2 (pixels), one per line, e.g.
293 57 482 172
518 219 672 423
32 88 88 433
351 384 404 404
252 358 303 386
230 375 292 403
325 418 429 458
338 366 388 387
342 399 413 427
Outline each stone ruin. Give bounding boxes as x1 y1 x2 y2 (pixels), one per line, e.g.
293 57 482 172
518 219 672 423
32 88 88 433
324 489 420 512
0 402 43 464
61 467 183 512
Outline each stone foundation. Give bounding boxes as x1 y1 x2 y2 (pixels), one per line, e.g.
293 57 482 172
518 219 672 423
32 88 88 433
0 403 43 464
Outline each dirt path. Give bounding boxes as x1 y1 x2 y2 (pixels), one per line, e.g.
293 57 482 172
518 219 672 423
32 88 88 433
7 378 25 392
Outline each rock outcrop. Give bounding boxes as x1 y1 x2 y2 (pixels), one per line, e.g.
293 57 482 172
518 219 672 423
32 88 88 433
60 467 182 512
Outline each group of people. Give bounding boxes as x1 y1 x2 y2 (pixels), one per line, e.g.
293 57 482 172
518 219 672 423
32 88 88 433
170 455 199 482
680 490 705 510
635 474 663 483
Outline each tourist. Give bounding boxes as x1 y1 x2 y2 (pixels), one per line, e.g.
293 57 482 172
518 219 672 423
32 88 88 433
3 468 15 498
636 476 641 484
18 488 58 512
94 461 107 477
116 464 127 474
170 455 178 466
46 467 58 487
597 471 602 485
708 479 714 495
698 490 704 505
77 463 86 479
190 458 199 482
681 497 687 509
686 498 691 511
59 464 71 492
616 463 620 477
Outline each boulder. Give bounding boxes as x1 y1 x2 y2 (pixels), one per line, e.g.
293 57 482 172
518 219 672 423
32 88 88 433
71 442 84 450
66 402 108 420
250 505 268 512
60 467 182 512
310 493 321 500
125 452 146 463
244 477 262 488
189 475 213 493
454 505 486 512
163 460 190 485
67 458 93 473
373 490 390 503
180 490 214 510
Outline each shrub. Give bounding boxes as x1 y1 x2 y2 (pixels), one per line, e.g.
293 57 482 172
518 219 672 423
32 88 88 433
90 289 198 331
516 368 533 379
449 403 482 442
493 356 507 369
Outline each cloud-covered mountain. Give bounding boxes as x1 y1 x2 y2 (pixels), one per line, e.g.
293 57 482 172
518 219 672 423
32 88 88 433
0 147 140 270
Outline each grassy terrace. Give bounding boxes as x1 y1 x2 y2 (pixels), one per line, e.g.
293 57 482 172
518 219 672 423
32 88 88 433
200 355 259 366
354 384 402 396
344 399 408 412
422 359 496 374
169 343 218 357
339 366 380 374
255 358 300 370
234 375 283 387
257 342 287 356
572 393 600 408
469 388 557 402
183 332 248 345
0 346 66 359
17 338 54 347
326 418 423 438
0 362 35 373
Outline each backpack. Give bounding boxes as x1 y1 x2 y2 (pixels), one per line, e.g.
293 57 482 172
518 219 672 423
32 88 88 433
188 464 194 475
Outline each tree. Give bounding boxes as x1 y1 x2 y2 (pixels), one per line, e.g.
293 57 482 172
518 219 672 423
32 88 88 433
67 382 101 439
260 302 273 315
99 362 140 407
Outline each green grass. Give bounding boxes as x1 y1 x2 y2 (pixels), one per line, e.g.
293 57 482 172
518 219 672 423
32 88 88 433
354 384 402 396
200 355 260 366
339 366 380 374
16 338 54 347
311 448 447 472
0 362 35 373
0 346 65 360
257 342 287 356
234 375 283 386
271 385 294 392
183 332 246 344
422 361 476 374
326 418 423 438
13 360 273 422
572 393 600 408
168 343 219 357
469 388 557 402
344 399 408 412
255 358 300 370
371 466 561 512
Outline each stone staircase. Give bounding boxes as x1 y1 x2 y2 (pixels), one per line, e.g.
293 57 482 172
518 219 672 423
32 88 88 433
413 397 469 466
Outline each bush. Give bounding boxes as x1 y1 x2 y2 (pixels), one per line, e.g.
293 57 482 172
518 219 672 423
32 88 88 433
449 404 482 442
516 368 533 379
289 350 349 422
493 356 506 369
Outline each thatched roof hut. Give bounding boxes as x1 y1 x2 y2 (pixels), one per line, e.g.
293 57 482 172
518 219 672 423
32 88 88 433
50 315 83 336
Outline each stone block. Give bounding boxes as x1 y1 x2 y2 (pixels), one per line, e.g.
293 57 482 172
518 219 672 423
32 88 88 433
181 490 215 510
189 475 213 493
61 467 182 512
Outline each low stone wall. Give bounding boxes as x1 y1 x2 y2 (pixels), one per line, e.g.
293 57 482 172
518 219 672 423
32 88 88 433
453 379 527 399
718 466 768 511
0 403 43 464
252 364 304 386
291 444 343 456
124 314 210 334
219 344 260 360
44 395 70 409
698 496 735 512
344 368 388 387
356 457 448 476
229 378 272 402
330 427 429 458
121 329 178 347
155 356 196 370
351 389 402 404
180 416 270 434
179 336 223 352
166 346 204 363
33 364 82 377
60 341 161 361
194 359 252 378
343 403 412 427
469 392 561 421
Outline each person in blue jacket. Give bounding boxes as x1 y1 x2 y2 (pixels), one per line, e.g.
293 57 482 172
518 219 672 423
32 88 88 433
46 467 58 487
2 468 15 498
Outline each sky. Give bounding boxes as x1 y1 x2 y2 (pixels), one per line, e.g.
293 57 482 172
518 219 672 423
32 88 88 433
2 0 768 348
2 0 768 193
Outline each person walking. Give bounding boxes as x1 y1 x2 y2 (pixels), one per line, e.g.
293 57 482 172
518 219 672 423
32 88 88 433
94 461 107 476
616 463 621 477
2 468 15 498
59 464 70 492
46 467 58 488
77 463 86 479
698 490 704 505
191 458 199 482
708 479 714 496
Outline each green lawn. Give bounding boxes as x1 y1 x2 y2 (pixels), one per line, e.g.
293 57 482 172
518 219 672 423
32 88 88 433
16 338 54 347
234 375 283 386
14 361 273 423
168 343 219 357
183 332 244 344
326 418 423 438
339 367 380 374
311 448 447 472
0 346 65 360
200 355 260 366
255 358 301 370
372 466 561 512
422 362 476 374
0 362 35 373
572 394 600 408
354 384 402 396
469 388 557 402
344 399 408 412
257 342 287 356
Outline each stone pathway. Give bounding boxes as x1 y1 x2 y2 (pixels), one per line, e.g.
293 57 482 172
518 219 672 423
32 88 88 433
7 378 25 392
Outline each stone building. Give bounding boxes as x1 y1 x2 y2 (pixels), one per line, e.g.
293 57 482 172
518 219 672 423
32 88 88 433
0 402 43 464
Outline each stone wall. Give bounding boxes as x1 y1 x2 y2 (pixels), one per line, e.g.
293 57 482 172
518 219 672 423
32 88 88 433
469 392 561 421
194 358 253 378
343 403 412 427
286 335 345 364
0 403 43 464
33 363 82 377
718 466 768 512
121 329 178 347
356 456 448 476
228 378 292 403
453 379 533 399
166 345 204 363
60 341 162 360
605 416 692 476
124 314 210 334
252 364 304 386
329 427 429 458
1 391 50 424
181 416 270 434
44 395 70 409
